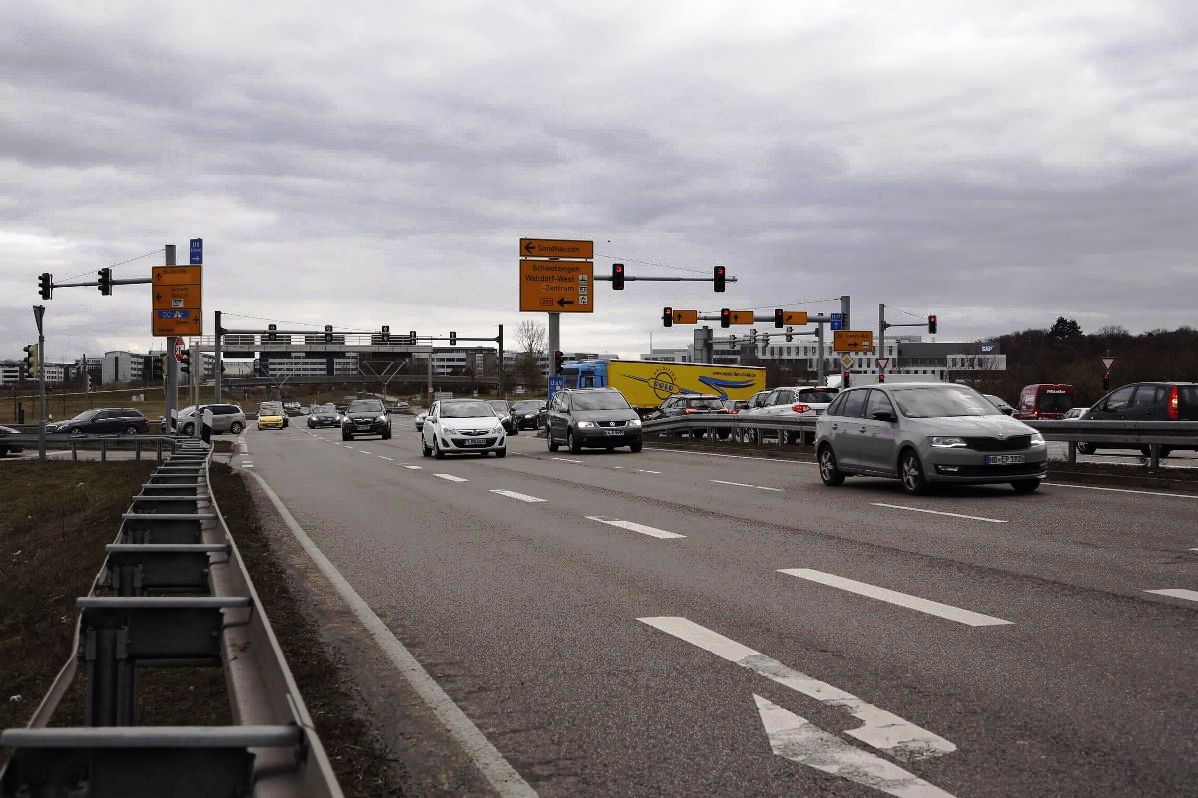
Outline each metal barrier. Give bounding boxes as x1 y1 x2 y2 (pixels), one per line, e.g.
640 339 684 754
0 439 343 797
642 414 1198 469
1 433 183 462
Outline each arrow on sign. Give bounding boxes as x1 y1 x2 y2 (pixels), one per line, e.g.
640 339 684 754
524 240 536 255
556 298 574 307
754 694 955 798
154 292 163 302
1101 357 1115 370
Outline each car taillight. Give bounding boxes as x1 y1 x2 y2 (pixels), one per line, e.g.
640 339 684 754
791 403 811 414
682 408 698 414
1168 385 1179 421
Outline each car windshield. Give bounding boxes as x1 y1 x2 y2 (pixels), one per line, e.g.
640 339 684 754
797 390 837 403
348 400 384 413
1037 392 1073 412
260 404 283 415
441 400 495 418
512 401 542 412
572 392 630 411
69 410 99 422
890 387 1002 418
315 405 336 413
688 398 725 410
488 401 509 412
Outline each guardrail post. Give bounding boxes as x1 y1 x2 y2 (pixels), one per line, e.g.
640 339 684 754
135 440 142 461
101 440 108 462
72 441 78 462
1067 441 1077 464
156 440 163 463
1149 443 1160 471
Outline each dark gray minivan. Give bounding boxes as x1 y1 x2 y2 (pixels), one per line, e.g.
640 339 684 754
545 388 642 453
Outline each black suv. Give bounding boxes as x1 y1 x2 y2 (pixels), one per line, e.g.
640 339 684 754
545 388 642 453
1080 381 1198 456
49 408 149 435
342 398 391 440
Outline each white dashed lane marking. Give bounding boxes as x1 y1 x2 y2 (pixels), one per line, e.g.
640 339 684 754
871 503 1007 524
490 489 546 503
435 473 469 483
711 479 783 492
778 569 1013 627
1144 589 1198 604
585 516 684 539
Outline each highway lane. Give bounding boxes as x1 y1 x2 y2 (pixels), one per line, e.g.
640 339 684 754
235 420 1198 797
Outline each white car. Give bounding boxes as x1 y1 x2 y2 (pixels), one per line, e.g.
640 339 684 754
1062 406 1090 420
421 399 507 459
740 385 840 444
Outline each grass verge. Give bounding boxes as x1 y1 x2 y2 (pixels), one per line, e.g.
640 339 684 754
209 463 402 797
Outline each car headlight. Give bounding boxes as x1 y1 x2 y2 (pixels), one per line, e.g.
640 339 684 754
576 421 596 428
1029 432 1045 446
626 418 642 427
928 436 968 448
376 415 387 423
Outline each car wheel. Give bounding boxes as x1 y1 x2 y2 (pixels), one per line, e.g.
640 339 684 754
568 429 582 454
717 430 730 440
1076 442 1096 455
230 422 243 434
630 441 642 453
899 450 929 495
434 438 446 460
422 438 432 457
182 423 195 435
511 428 518 436
1140 445 1171 458
818 445 845 486
124 425 138 435
1011 480 1041 493
342 431 352 441
547 431 559 452
383 427 392 440
495 447 507 458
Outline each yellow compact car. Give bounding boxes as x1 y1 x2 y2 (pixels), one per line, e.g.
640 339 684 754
257 403 287 430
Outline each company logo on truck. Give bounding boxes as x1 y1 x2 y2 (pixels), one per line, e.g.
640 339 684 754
625 369 758 400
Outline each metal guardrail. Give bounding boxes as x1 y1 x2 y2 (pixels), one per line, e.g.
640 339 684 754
641 414 1198 468
0 439 343 797
1 433 182 462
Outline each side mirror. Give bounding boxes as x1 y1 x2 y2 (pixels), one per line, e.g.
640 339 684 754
872 410 897 423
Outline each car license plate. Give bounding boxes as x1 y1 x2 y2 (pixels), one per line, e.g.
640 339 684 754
464 439 485 446
604 429 622 436
985 454 1025 465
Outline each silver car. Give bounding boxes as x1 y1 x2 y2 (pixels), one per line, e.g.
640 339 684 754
815 383 1048 494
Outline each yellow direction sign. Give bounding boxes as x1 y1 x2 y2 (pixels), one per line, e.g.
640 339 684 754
152 265 202 336
783 311 808 325
671 309 699 325
519 259 594 313
729 310 756 325
520 238 594 259
833 330 874 352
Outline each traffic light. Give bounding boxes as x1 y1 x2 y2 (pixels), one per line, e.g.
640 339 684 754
180 349 191 376
612 263 625 290
749 328 758 344
877 373 885 383
774 308 784 328
662 306 673 328
842 371 851 387
381 325 391 343
324 324 333 344
928 314 937 334
409 330 417 345
762 333 770 346
22 344 38 378
267 323 277 342
1103 372 1110 391
714 266 726 293
449 331 457 346
729 335 738 348
85 371 92 391
720 308 731 328
785 326 794 342
38 272 52 300
97 267 112 295
554 350 565 372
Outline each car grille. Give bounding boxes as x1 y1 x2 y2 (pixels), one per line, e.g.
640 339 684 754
596 420 626 427
452 437 497 447
963 435 1031 451
948 462 1047 476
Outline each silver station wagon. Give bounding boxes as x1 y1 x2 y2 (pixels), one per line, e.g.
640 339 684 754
815 383 1048 495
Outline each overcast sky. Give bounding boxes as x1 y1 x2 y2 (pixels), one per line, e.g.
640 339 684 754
2 1 1196 363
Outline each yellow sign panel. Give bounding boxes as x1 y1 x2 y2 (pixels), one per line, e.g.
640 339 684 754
833 330 874 352
520 238 594 259
729 310 755 325
519 259 594 313
152 265 202 336
671 309 699 325
783 311 808 325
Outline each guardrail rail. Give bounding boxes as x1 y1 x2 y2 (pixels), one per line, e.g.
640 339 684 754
0 437 343 797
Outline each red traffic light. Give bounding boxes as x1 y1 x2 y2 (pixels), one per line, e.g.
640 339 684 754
720 307 731 328
662 306 673 328
928 314 938 334
714 265 726 293
612 263 625 290
773 308 784 328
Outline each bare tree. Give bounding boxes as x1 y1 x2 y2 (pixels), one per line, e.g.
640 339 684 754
515 320 547 391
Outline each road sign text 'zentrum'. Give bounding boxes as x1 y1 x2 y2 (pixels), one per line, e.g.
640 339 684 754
519 259 594 313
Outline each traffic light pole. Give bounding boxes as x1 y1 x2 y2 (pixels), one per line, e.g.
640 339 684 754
34 307 46 462
214 310 223 403
163 245 178 431
547 312 560 378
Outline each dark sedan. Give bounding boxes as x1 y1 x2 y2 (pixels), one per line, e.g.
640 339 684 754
342 399 392 440
308 404 341 428
488 400 518 435
0 425 23 457
510 400 546 430
48 408 149 435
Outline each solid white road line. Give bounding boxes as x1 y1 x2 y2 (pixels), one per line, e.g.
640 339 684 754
1045 481 1198 500
585 516 685 539
754 694 956 798
435 473 469 482
552 457 583 464
1144 589 1198 603
711 479 783 492
871 503 1007 524
490 489 546 503
638 617 955 761
778 569 1013 627
244 471 536 798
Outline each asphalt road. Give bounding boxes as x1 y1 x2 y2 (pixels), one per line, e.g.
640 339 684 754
234 418 1197 797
